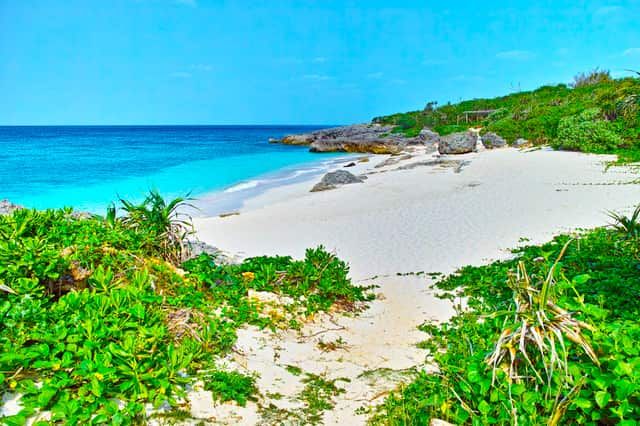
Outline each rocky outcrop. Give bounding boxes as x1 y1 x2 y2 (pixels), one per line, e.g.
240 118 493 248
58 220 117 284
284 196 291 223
310 170 364 192
438 131 478 155
419 128 442 145
481 132 507 149
513 138 530 147
0 199 23 215
278 124 434 154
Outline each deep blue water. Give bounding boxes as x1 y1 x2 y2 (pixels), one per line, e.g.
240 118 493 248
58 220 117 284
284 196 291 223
0 125 344 213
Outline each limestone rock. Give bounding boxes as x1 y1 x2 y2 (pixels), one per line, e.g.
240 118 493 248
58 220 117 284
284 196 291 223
278 124 431 154
481 132 507 149
310 170 364 192
419 128 442 145
438 131 478 155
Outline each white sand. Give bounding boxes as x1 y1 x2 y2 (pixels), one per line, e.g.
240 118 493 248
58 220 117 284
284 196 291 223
188 147 640 424
197 147 639 278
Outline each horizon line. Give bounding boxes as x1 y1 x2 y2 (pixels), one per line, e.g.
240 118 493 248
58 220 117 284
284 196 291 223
0 123 346 127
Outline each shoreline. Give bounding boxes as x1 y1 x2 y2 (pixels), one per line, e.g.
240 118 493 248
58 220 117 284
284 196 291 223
191 153 362 217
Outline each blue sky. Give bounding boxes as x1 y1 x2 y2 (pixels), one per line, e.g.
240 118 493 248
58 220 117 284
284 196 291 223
1 0 639 125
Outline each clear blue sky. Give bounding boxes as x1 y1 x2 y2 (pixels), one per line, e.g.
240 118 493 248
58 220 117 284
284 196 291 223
1 0 639 125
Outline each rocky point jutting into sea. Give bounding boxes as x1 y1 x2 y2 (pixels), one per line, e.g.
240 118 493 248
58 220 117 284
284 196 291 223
273 123 513 155
272 123 440 154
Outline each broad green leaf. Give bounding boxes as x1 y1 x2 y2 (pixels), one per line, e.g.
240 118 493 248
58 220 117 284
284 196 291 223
595 391 611 408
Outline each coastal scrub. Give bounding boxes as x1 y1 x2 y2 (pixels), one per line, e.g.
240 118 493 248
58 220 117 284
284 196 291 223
373 222 640 424
0 194 371 425
374 72 640 157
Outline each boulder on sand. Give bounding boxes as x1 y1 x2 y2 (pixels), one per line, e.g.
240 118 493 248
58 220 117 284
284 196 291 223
481 132 507 149
419 128 442 145
310 170 364 192
438 131 478 155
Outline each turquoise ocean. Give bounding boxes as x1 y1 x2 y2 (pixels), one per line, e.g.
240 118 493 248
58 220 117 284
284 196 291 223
0 125 349 215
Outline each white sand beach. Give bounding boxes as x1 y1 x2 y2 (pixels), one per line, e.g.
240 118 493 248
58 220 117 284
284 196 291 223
190 147 640 424
196 147 639 278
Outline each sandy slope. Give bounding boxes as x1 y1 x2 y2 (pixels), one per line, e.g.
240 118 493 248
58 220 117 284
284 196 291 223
188 147 640 424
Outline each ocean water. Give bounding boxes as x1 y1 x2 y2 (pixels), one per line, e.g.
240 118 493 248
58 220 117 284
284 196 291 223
0 125 348 214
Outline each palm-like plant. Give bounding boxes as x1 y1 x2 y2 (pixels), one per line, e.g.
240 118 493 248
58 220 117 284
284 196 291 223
119 190 196 264
487 240 598 387
607 205 640 239
624 69 640 78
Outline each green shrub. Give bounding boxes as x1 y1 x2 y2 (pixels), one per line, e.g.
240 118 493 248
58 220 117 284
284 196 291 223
396 115 417 130
204 371 257 406
119 189 195 264
553 108 625 152
570 68 612 88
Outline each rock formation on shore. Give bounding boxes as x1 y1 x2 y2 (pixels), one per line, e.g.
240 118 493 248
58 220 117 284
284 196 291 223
310 170 365 192
437 131 478 155
276 123 513 155
276 124 433 154
481 132 507 149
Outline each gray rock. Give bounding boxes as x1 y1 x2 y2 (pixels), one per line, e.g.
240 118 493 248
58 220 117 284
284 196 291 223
187 240 236 264
311 170 364 192
513 138 529 147
419 128 442 145
438 131 477 155
481 132 507 149
278 124 432 154
0 199 23 215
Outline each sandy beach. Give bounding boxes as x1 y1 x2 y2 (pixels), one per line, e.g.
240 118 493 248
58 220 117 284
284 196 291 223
188 147 640 424
196 147 639 278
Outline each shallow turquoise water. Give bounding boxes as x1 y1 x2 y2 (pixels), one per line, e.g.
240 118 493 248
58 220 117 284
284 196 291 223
0 125 343 213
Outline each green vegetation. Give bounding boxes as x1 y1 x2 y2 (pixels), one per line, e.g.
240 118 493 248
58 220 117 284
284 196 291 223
0 192 370 425
373 213 640 425
258 371 349 425
373 70 640 155
203 370 257 407
298 373 348 424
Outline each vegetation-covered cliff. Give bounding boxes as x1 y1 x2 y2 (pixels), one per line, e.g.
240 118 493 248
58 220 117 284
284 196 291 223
374 69 640 158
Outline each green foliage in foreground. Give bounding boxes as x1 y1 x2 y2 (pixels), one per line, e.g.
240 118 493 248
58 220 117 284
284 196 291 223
0 203 369 425
373 74 640 155
373 226 640 425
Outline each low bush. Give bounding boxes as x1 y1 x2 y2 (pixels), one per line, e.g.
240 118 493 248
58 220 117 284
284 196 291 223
570 68 612 88
552 108 625 152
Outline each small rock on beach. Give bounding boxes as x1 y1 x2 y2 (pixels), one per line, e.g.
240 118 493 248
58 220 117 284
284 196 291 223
311 170 364 192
